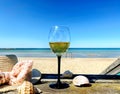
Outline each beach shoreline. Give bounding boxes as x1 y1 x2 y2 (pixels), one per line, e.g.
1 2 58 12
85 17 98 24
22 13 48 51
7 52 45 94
18 57 117 74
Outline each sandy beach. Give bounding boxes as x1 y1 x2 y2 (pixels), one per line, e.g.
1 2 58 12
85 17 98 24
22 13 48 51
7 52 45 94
18 57 117 74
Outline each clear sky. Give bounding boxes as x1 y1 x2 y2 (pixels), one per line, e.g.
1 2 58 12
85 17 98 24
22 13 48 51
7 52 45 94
0 0 120 48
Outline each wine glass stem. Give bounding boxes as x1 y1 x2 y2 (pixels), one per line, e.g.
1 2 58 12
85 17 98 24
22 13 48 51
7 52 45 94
57 55 61 86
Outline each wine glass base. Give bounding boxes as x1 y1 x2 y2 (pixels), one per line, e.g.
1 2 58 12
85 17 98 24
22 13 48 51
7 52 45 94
49 82 69 89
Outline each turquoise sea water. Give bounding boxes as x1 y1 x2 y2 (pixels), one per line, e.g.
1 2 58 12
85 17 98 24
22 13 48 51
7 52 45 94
0 48 120 58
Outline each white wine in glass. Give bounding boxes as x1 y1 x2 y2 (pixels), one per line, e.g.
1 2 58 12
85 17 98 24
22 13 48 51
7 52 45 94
48 26 70 89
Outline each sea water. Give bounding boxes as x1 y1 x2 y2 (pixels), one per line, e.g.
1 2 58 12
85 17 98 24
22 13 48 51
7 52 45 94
0 48 120 58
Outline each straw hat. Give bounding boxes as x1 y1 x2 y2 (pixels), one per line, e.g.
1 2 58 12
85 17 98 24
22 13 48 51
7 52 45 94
0 55 18 72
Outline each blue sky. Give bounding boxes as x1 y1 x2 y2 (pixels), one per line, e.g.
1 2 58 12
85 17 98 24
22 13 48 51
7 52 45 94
0 0 120 48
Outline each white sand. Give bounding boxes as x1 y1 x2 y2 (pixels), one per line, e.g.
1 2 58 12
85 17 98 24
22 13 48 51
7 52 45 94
18 57 117 74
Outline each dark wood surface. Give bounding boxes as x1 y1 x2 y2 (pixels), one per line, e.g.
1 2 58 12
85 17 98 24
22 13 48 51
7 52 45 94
35 74 120 94
2 81 120 94
1 74 120 94
35 81 120 94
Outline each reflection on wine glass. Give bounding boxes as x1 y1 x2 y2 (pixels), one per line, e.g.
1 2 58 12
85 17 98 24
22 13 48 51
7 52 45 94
48 26 70 89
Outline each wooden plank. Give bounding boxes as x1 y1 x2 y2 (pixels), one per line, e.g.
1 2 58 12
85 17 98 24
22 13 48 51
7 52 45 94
101 58 120 74
41 74 120 82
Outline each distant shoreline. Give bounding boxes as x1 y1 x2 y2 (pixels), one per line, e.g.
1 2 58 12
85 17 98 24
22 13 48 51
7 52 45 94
1 48 120 50
0 48 120 58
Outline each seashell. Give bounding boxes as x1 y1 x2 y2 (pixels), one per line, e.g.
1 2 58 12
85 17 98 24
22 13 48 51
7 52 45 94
73 75 90 86
17 81 35 94
31 69 42 84
62 70 73 78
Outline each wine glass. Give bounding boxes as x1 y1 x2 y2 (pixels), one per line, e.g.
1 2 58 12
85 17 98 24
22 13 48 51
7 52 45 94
48 26 70 89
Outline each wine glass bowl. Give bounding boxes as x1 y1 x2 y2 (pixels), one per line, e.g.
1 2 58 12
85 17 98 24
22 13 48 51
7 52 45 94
49 42 70 56
48 26 70 89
